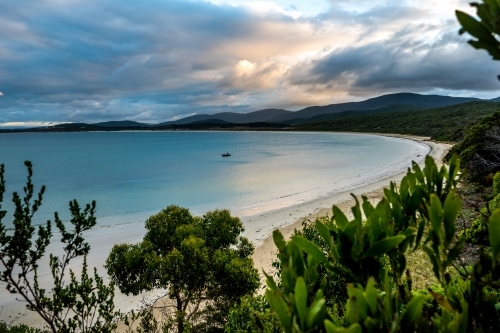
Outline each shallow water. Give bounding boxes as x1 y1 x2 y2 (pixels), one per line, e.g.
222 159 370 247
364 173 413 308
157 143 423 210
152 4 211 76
0 131 427 229
0 131 430 322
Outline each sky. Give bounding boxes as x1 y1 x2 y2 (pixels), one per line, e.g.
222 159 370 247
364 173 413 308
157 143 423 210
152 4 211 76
0 0 499 126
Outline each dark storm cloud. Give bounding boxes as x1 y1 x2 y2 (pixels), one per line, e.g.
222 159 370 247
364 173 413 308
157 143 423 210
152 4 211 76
0 0 273 123
289 24 500 96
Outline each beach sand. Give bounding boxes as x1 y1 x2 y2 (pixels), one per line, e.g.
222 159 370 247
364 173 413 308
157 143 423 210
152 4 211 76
246 134 451 283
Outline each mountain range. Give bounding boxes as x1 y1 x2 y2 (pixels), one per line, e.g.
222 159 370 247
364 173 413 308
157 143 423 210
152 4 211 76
92 92 489 128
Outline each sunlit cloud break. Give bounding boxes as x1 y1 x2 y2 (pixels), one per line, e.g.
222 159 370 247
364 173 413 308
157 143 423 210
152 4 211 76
0 121 66 128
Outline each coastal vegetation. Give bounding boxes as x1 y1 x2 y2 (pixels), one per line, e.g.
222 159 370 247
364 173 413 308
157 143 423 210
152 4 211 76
0 162 118 333
447 111 500 178
105 206 259 332
296 101 500 141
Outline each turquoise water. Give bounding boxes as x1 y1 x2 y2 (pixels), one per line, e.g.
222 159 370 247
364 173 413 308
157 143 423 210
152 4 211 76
0 131 428 229
0 131 430 319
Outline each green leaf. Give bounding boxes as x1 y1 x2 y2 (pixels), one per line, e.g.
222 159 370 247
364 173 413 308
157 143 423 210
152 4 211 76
265 289 292 332
340 323 363 333
443 191 461 247
292 244 306 278
489 209 500 260
414 219 426 251
307 298 326 328
348 287 369 319
428 194 443 240
456 10 497 43
324 320 339 333
332 205 349 230
423 246 441 281
362 196 374 217
401 295 425 330
469 40 500 59
264 272 279 291
364 278 378 313
273 230 286 251
316 221 332 248
295 277 308 328
363 235 406 258
292 235 328 264
443 237 466 269
407 187 423 215
403 226 417 238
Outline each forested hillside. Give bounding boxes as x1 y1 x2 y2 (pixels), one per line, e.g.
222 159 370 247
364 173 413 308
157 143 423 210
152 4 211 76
297 101 500 141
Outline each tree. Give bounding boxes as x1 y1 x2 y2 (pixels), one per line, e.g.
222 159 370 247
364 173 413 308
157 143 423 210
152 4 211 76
0 162 119 333
105 205 259 333
456 0 500 79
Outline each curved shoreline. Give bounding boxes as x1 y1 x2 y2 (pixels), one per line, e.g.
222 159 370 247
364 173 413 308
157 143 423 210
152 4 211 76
248 134 451 281
0 133 451 328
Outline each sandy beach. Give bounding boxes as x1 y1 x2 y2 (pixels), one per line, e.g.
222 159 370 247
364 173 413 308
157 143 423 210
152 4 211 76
245 134 451 282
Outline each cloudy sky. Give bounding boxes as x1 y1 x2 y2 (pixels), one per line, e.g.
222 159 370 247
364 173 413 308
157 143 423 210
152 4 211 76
0 0 499 126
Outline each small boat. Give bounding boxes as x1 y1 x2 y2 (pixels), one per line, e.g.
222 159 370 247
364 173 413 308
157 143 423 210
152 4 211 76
222 153 231 157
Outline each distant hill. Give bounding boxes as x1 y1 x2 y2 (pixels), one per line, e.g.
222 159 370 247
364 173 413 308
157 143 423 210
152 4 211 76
290 103 424 124
160 93 480 126
62 93 489 128
159 108 291 125
267 93 479 123
188 119 232 125
94 120 150 127
296 101 500 141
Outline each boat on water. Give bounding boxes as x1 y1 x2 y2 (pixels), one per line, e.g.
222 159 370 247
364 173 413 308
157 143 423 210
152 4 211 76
222 153 231 157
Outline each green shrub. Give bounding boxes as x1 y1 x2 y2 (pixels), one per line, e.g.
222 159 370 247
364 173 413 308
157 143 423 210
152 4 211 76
491 193 500 211
284 218 349 309
0 162 118 333
412 284 445 319
264 155 500 332
0 322 46 333
462 215 490 246
493 172 500 195
225 295 281 333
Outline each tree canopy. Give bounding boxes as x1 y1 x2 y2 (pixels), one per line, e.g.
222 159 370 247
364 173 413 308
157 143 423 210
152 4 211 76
105 205 259 333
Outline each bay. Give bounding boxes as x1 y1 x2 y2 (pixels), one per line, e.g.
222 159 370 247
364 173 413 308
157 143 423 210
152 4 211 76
0 131 427 230
0 131 430 322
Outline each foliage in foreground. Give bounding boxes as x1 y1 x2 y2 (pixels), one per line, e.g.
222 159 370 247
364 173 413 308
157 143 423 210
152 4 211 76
456 0 500 68
0 162 119 333
105 205 260 333
265 156 500 332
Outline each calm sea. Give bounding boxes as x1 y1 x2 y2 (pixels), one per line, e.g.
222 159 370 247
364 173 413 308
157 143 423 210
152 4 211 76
0 131 431 319
0 131 428 230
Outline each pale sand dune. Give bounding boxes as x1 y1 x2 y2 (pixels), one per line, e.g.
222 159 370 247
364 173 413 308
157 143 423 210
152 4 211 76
247 135 451 283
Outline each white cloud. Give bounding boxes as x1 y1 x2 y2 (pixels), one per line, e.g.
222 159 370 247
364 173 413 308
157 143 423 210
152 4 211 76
242 1 302 18
0 92 3 96
0 121 64 128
